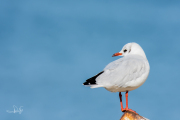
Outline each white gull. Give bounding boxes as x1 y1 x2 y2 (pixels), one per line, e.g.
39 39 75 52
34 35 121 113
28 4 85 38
83 42 150 113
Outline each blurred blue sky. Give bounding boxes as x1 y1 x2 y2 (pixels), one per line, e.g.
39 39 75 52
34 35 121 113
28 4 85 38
1 0 180 120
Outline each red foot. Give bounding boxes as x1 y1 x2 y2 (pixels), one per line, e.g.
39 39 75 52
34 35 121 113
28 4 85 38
121 107 137 114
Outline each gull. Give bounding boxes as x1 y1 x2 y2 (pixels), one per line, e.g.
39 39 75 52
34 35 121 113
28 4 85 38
83 42 150 113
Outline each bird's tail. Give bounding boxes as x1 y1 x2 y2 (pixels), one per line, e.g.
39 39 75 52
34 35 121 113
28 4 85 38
89 85 104 88
83 71 104 87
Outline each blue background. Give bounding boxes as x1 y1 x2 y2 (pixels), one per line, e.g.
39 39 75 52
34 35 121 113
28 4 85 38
1 0 180 119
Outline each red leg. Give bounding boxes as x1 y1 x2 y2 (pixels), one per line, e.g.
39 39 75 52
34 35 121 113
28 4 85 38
119 92 124 111
125 91 128 110
119 91 137 114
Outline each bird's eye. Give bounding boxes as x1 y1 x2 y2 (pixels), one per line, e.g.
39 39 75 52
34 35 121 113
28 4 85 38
123 49 127 53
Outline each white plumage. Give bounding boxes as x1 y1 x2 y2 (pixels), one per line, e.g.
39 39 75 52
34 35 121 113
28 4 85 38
83 42 150 93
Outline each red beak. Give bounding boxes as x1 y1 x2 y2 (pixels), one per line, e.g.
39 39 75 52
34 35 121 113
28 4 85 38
112 52 122 57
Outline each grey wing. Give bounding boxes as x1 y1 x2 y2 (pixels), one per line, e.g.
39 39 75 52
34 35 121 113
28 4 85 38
96 57 148 88
104 58 123 70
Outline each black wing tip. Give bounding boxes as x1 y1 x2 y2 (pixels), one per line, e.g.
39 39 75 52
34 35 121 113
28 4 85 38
83 81 96 85
83 81 91 85
83 71 104 86
83 82 87 85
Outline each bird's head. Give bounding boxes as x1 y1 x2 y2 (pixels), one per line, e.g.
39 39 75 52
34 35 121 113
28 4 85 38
112 42 147 58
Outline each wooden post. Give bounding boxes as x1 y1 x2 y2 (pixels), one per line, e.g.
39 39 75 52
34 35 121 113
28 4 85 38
120 111 149 120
